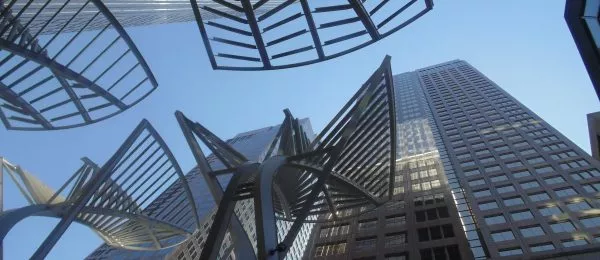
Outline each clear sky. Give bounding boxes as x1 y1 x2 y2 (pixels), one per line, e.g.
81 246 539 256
2 1 600 259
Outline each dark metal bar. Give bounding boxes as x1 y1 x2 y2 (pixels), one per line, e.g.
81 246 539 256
240 0 271 68
299 0 325 59
348 0 381 40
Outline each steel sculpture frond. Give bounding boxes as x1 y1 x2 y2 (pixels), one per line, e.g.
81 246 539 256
0 120 200 259
177 56 395 260
0 0 157 130
190 0 433 70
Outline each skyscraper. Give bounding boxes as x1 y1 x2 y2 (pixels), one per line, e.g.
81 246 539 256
8 0 286 34
306 60 600 259
86 118 315 260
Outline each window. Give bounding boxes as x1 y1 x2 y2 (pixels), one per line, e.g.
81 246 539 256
506 161 523 168
315 242 347 256
385 254 407 260
386 215 406 227
491 175 509 183
480 157 494 164
520 225 545 238
527 157 545 164
520 181 540 190
355 237 377 251
418 224 455 241
358 219 377 231
469 179 486 187
520 149 536 155
473 189 491 197
489 138 503 145
582 182 600 193
535 166 554 174
456 153 471 160
461 161 475 167
529 192 550 202
511 210 533 221
385 233 407 248
491 230 515 242
550 221 576 233
530 243 555 252
555 187 577 197
513 170 531 179
550 151 577 160
539 206 562 216
514 141 528 147
415 207 449 222
498 248 523 257
497 185 515 194
494 145 509 152
562 239 588 248
580 216 600 228
503 197 524 206
567 201 591 212
475 149 490 156
485 214 506 225
485 165 501 173
419 245 461 260
479 201 498 210
464 169 481 177
500 153 516 160
544 176 565 185
571 170 600 181
320 228 329 238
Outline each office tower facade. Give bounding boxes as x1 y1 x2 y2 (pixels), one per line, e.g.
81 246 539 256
86 119 315 260
7 0 286 34
306 60 600 259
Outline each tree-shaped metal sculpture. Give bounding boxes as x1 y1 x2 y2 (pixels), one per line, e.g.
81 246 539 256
0 120 200 259
190 0 432 70
176 55 396 259
0 0 157 130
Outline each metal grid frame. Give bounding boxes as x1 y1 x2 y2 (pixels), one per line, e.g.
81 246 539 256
0 120 200 259
176 55 396 259
190 0 433 70
0 0 157 131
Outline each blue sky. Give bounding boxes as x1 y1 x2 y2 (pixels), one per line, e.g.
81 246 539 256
2 1 600 259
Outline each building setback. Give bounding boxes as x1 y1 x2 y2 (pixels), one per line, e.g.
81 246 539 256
86 119 315 260
305 60 600 259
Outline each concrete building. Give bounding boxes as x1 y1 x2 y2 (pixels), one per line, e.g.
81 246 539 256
305 60 600 259
86 119 315 260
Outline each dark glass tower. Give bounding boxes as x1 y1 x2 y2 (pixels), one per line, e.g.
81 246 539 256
306 60 600 259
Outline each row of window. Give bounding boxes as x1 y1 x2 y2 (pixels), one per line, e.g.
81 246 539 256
485 200 596 225
478 187 580 210
320 215 408 237
490 216 600 243
498 237 597 257
418 224 455 242
470 174 568 190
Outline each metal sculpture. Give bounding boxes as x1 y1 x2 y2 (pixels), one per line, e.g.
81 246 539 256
0 120 200 259
176 55 396 259
0 0 157 130
190 0 433 70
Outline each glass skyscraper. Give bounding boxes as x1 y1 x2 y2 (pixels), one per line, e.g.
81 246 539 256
86 119 315 260
306 60 600 259
9 0 286 34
